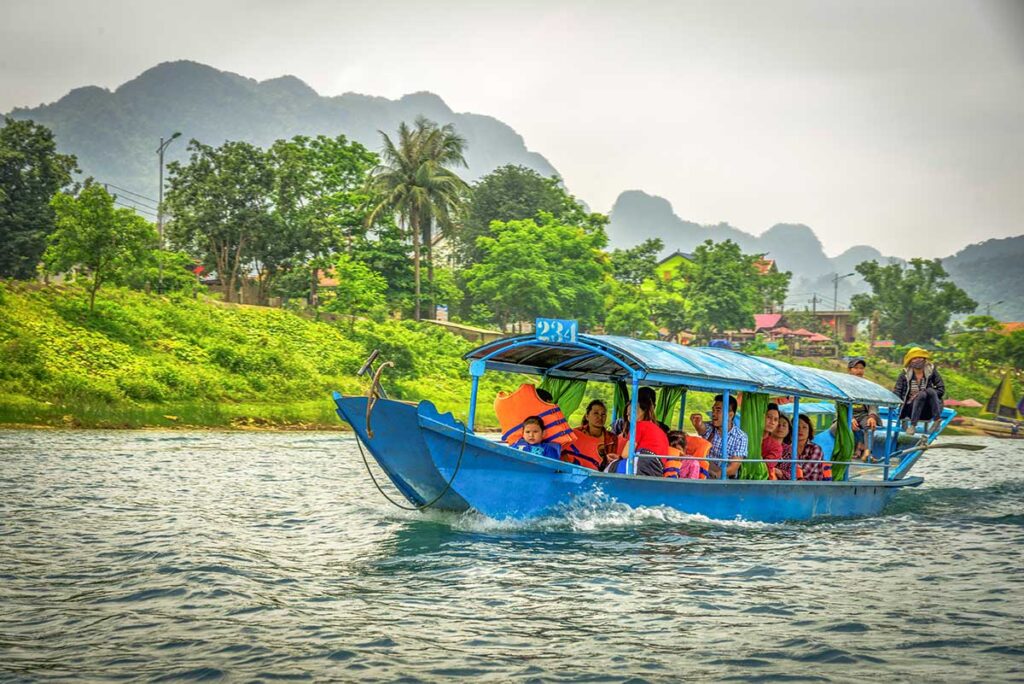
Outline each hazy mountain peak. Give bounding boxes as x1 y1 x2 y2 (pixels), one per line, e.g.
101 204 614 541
258 75 318 100
612 190 676 218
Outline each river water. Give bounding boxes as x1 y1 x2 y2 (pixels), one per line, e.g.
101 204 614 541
1 429 1021 682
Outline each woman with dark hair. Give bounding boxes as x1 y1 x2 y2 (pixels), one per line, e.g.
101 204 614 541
562 399 623 471
605 393 666 477
793 413 831 481
762 403 787 479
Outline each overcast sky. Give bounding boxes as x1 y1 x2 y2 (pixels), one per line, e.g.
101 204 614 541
2 0 1022 258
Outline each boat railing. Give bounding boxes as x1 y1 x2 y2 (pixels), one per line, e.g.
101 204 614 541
620 453 894 480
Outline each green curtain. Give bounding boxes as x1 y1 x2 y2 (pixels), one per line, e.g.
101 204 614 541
831 403 855 481
613 381 630 419
655 387 685 426
539 376 587 418
738 392 770 480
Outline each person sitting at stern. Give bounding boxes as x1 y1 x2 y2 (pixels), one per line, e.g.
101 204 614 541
894 348 945 436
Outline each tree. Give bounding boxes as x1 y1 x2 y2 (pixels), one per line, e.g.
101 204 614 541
44 183 156 310
0 118 78 278
459 165 602 264
322 253 388 328
269 134 377 307
679 240 761 341
850 259 976 344
117 249 200 296
1001 330 1024 370
464 216 609 331
605 300 658 338
349 222 414 314
164 140 275 303
755 264 792 313
365 117 468 320
610 238 664 286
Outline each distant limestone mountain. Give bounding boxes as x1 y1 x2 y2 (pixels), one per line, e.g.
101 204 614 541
608 189 1024 320
6 61 559 202
942 236 1024 321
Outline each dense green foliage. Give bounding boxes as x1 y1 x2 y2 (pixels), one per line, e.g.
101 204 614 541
610 238 664 286
459 165 602 264
945 316 1024 374
464 216 610 331
680 240 785 340
851 259 976 344
45 183 156 310
0 117 79 278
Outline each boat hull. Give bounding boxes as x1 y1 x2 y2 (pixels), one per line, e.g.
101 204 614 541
417 402 922 522
332 394 471 512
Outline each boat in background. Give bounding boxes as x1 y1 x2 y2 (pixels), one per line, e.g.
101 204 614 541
334 319 958 522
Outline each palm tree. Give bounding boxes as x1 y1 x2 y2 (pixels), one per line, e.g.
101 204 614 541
365 117 468 320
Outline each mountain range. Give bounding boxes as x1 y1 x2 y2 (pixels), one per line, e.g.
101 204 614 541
7 61 1022 321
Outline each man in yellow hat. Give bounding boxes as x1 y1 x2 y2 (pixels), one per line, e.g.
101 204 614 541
893 347 945 435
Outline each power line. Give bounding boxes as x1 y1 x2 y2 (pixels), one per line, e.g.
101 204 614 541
103 182 159 205
113 198 158 219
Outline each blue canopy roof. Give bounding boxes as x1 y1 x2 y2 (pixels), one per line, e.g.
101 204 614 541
465 333 901 406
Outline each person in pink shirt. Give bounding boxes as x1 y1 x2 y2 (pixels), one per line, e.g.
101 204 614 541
761 402 787 479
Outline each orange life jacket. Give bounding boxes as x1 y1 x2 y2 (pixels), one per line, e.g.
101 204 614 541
661 446 684 478
685 435 712 479
495 384 576 447
562 427 617 470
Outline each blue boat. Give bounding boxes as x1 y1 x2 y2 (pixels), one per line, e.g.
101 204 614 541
333 319 954 522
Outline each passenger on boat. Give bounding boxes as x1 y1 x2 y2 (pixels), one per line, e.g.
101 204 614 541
605 394 666 477
562 399 623 471
793 414 831 481
774 414 797 480
511 416 562 460
894 348 945 436
665 430 705 479
843 357 879 460
761 403 787 479
690 395 748 479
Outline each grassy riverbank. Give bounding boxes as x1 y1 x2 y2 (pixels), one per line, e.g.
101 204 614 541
0 281 512 430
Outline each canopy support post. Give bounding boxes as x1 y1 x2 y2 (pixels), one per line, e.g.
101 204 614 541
626 375 640 476
677 390 688 430
844 402 853 481
720 389 730 480
790 397 801 480
883 407 894 481
467 360 485 432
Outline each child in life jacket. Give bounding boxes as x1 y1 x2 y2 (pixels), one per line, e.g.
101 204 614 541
510 416 562 460
666 430 704 479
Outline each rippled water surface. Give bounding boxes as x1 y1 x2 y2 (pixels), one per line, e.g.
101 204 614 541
1 429 1022 682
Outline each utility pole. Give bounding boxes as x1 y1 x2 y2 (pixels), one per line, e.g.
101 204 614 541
810 293 820 317
832 272 855 356
156 132 182 293
985 300 1004 317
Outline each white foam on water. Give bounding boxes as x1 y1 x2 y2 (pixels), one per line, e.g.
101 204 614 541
417 489 783 534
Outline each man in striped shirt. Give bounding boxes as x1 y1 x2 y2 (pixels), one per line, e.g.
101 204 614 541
690 394 749 478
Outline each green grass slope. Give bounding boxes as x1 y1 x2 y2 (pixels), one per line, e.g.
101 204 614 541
0 281 510 429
